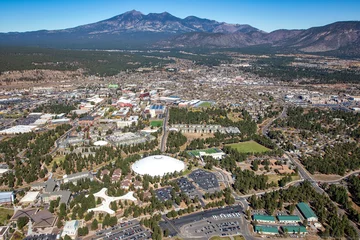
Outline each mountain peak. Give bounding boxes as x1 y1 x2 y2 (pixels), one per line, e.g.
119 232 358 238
124 10 143 16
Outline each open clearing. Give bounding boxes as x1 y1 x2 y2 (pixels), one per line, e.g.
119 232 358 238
0 207 13 225
150 120 163 127
267 174 300 185
227 141 270 153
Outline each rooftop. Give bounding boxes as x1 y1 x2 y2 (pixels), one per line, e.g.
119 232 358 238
297 202 317 219
253 214 276 221
277 215 301 221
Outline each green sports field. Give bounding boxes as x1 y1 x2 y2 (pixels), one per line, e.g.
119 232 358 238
198 101 213 107
150 120 163 127
226 141 270 153
188 148 220 157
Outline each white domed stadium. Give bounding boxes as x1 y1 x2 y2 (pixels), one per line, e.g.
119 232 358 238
131 155 185 177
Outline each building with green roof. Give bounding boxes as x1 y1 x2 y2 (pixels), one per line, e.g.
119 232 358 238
277 215 301 223
281 226 307 235
297 202 318 222
252 214 276 223
254 226 279 235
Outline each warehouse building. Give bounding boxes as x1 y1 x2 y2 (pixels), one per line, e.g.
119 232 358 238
252 214 276 223
0 192 14 204
297 202 318 222
277 215 301 224
254 226 278 235
61 220 81 240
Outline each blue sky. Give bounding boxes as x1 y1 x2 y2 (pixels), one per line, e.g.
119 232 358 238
0 0 359 33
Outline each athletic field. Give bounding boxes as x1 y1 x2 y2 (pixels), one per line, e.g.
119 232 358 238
150 120 163 127
226 141 270 153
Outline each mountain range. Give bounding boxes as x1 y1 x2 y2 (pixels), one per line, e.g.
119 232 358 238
1 10 359 56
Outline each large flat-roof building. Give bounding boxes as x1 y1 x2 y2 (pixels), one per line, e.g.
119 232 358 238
63 171 93 185
0 192 14 204
252 214 276 223
61 220 80 240
297 202 318 222
277 215 301 224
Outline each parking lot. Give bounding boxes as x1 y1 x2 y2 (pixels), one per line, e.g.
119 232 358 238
176 177 201 198
181 215 244 238
155 187 175 202
160 205 243 238
188 169 219 191
93 220 151 240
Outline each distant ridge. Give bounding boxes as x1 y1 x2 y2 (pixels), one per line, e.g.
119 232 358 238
0 10 359 56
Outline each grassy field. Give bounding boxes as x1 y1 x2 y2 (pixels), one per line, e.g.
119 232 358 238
150 120 163 127
233 236 245 240
188 148 220 157
0 207 13 225
197 101 213 108
267 174 300 185
227 141 270 153
209 236 231 240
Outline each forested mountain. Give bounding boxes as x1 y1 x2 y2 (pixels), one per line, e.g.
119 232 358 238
0 10 359 56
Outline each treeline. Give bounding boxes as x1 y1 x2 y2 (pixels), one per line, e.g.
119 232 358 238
275 107 360 136
166 131 187 153
348 176 360 205
33 103 76 114
301 142 360 175
241 56 360 84
250 181 358 239
0 46 172 76
169 107 257 138
0 124 71 187
323 183 360 227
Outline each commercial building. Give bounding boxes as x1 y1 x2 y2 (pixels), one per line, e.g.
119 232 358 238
63 171 93 184
188 148 226 160
254 226 279 235
297 202 318 222
42 190 71 205
61 220 80 240
277 215 301 224
11 209 57 228
281 226 307 235
107 132 155 147
0 192 14 204
0 125 36 135
19 191 40 204
252 214 276 223
149 105 165 118
78 116 95 126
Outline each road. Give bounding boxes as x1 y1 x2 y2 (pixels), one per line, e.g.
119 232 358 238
160 108 169 152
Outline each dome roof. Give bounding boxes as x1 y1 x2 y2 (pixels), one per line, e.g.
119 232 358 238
131 155 185 177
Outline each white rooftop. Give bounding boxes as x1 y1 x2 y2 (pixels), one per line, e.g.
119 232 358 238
0 125 36 134
87 188 137 215
131 155 185 177
93 140 108 146
19 191 40 203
